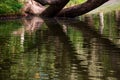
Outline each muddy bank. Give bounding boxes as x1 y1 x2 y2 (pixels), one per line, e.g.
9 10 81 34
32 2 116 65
0 13 26 20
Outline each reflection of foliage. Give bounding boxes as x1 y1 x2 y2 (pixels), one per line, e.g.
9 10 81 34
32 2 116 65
0 12 120 80
0 20 22 80
0 20 22 36
0 20 22 57
67 26 84 53
103 12 117 38
0 21 21 63
93 12 118 42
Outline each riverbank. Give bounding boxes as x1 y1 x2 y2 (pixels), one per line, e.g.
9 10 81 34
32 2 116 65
0 13 26 20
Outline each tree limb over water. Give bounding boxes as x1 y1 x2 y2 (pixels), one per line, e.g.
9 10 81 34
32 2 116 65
26 0 109 17
57 0 109 17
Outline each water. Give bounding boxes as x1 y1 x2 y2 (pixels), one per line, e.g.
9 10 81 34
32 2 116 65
0 11 120 80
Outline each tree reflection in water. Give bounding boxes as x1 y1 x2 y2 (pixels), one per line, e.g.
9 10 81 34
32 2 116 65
58 17 120 80
0 13 120 80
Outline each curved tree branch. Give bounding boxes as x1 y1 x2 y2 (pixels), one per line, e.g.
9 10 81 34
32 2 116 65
31 0 109 17
34 0 61 5
35 0 69 17
57 0 109 17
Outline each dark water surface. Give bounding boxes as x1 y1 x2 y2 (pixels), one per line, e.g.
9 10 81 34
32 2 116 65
0 11 120 80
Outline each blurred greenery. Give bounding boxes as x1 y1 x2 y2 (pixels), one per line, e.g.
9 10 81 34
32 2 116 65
0 0 23 14
0 11 120 79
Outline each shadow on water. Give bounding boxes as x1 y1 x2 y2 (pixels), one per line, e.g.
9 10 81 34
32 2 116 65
0 11 120 80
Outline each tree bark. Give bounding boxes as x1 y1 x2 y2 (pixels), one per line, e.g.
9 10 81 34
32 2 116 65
31 0 109 18
34 0 61 5
35 0 69 17
57 0 109 17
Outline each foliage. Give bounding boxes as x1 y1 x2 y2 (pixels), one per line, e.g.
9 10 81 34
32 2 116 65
0 4 14 14
67 0 86 6
0 0 23 14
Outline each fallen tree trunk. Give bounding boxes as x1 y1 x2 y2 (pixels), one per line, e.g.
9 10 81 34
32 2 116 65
57 0 109 17
27 0 109 17
35 0 69 17
34 0 62 5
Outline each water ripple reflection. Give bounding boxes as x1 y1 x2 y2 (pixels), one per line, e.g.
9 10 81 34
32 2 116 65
0 12 120 80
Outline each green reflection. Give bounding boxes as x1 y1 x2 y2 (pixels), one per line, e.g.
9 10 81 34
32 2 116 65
0 11 120 80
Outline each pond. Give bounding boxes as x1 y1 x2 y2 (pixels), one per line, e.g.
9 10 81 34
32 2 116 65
0 11 120 80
